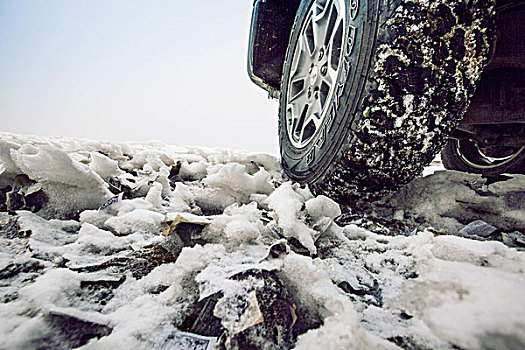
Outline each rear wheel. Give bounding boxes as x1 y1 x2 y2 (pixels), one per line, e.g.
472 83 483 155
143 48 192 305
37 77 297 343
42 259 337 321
441 137 525 176
279 0 496 204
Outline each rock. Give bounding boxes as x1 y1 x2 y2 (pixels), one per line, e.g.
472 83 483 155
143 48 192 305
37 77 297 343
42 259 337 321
0 214 20 239
6 190 25 212
24 190 48 212
160 214 209 254
502 231 525 250
458 220 499 238
265 240 290 260
329 261 381 306
393 210 404 221
0 259 45 280
129 245 180 279
179 269 298 349
505 191 525 210
14 174 35 188
45 310 112 348
286 237 312 256
0 178 48 213
68 245 180 280
179 293 225 337
160 330 217 350
217 269 297 350
169 175 184 187
78 275 126 308
162 213 210 241
0 186 9 211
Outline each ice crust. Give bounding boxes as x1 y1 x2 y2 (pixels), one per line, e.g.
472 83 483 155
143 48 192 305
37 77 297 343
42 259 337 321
0 132 524 350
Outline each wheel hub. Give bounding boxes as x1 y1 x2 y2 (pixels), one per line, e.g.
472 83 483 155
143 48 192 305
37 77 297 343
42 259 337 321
309 66 319 86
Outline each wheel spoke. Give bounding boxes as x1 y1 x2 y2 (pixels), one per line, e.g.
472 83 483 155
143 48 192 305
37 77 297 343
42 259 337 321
322 2 341 48
291 36 313 79
310 97 323 117
289 87 309 109
324 63 338 87
304 17 316 57
289 78 307 101
297 99 323 143
314 0 330 18
312 4 330 50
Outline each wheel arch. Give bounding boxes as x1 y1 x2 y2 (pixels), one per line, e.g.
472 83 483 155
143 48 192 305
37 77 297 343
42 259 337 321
247 0 302 98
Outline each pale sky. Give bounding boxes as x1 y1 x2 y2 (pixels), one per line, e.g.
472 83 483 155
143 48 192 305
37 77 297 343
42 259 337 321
0 0 279 153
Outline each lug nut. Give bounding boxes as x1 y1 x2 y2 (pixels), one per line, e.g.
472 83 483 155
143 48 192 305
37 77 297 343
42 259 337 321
318 49 324 60
321 65 327 76
314 91 319 99
308 88 312 99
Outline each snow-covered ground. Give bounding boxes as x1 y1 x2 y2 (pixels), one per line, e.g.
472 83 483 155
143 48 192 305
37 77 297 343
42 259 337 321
0 132 524 350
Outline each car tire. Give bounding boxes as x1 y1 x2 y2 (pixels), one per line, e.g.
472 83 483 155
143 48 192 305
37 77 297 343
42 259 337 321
441 137 525 176
278 0 496 204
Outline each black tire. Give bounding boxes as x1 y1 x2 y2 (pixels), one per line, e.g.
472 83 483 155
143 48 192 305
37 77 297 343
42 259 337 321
278 0 496 204
441 137 525 176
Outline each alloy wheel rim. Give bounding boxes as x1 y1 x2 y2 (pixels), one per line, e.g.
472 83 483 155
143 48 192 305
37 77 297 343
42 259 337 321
285 0 346 149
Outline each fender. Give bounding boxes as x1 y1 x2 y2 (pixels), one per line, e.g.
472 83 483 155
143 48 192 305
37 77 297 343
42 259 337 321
247 0 301 98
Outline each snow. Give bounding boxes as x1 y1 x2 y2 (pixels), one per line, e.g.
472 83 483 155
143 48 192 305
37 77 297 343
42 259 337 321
389 235 525 349
72 223 138 255
305 195 342 219
204 202 263 245
0 140 22 176
282 253 394 350
104 209 165 236
203 163 275 206
267 182 319 254
0 132 524 350
88 151 124 181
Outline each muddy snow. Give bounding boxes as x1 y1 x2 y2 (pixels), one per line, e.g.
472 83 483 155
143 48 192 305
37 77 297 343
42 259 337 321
0 132 524 350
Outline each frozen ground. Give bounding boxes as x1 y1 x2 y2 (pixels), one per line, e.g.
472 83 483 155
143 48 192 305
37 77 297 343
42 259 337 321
0 132 524 350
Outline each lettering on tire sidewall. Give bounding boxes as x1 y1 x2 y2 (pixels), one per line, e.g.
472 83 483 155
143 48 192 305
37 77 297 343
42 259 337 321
301 0 362 173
